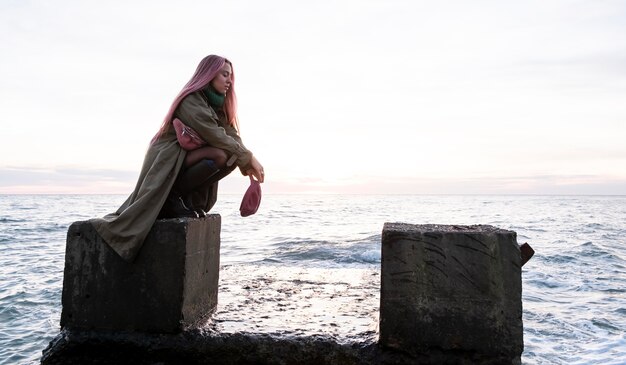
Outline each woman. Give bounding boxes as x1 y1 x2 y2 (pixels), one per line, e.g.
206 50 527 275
91 55 264 262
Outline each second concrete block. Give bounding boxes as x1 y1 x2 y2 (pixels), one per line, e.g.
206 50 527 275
379 223 523 362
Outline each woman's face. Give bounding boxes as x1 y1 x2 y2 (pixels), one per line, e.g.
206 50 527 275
210 62 232 95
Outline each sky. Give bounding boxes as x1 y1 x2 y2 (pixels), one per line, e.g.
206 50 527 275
1 0 625 195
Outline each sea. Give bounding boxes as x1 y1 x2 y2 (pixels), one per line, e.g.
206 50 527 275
0 194 625 364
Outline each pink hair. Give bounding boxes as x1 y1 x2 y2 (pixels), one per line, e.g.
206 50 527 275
152 55 239 144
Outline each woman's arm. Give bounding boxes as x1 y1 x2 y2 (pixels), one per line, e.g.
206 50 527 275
246 155 265 183
222 120 245 146
175 92 252 170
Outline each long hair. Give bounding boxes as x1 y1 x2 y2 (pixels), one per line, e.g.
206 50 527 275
152 55 239 143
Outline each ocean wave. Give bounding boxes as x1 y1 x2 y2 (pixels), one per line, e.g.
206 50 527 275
579 242 623 261
2 194 626 364
543 253 577 264
264 236 381 266
0 217 26 223
591 318 621 332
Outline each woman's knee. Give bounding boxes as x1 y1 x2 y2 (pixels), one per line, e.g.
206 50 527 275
212 149 228 168
186 146 228 168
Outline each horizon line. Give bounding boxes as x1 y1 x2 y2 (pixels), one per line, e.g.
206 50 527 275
1 192 625 197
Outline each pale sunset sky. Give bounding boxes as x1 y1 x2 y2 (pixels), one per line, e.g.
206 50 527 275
1 0 625 195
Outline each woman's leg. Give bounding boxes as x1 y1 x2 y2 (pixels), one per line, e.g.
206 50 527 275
176 146 234 199
190 163 237 217
185 146 228 168
160 147 232 218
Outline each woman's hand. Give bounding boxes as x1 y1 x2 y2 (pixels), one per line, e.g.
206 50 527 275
246 156 265 183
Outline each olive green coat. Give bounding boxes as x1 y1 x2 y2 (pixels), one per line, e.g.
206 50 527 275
90 92 252 262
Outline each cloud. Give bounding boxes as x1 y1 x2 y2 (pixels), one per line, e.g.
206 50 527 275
0 166 138 194
258 174 626 195
1 165 624 195
1 1 625 195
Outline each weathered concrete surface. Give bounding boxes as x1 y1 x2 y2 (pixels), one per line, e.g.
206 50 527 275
41 328 515 365
379 223 523 363
45 221 525 364
60 216 221 333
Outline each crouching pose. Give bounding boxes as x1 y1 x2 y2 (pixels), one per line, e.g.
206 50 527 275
91 55 264 262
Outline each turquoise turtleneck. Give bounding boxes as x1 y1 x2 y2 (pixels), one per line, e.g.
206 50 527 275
203 86 225 108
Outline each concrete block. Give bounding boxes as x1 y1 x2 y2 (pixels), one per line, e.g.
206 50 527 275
380 223 523 360
60 216 221 333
